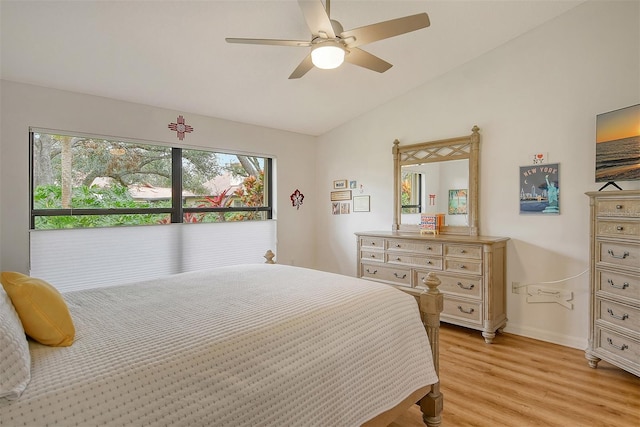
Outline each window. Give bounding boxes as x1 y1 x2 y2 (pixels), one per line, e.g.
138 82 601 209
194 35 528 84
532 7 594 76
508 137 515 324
30 130 272 229
401 171 422 214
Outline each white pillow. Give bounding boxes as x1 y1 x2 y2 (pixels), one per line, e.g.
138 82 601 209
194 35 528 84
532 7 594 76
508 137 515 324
0 287 31 399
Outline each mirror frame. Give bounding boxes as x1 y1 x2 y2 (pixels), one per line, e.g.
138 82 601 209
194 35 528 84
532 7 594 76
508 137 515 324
393 125 480 236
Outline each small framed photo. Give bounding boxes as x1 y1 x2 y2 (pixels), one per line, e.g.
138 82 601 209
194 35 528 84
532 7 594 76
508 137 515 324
333 180 348 189
353 195 370 212
330 190 352 201
340 203 350 214
349 180 357 189
332 202 341 215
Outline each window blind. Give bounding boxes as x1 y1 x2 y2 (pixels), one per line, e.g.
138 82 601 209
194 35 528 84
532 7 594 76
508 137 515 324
29 221 277 293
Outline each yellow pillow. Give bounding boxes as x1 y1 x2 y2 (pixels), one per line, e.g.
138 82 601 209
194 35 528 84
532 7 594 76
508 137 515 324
1 272 75 347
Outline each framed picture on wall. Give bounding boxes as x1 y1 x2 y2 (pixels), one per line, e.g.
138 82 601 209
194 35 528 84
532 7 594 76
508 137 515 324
353 195 370 212
330 190 352 201
448 189 468 215
333 180 348 189
519 163 560 214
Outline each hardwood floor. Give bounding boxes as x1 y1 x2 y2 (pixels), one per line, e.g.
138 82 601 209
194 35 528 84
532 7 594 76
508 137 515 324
390 324 640 427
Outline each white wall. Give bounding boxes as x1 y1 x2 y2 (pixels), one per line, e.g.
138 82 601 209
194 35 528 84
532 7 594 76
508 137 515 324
0 80 318 273
314 1 640 348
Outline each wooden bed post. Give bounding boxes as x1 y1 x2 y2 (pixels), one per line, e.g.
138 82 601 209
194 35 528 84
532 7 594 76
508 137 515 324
419 272 444 427
264 250 275 264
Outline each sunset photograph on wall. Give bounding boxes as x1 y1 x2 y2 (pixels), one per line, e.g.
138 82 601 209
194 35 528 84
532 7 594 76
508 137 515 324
595 104 640 184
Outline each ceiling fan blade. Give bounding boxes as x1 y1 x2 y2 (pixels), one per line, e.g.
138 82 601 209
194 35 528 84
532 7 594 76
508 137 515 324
225 38 311 47
289 54 314 79
344 48 392 73
341 13 430 48
298 0 335 38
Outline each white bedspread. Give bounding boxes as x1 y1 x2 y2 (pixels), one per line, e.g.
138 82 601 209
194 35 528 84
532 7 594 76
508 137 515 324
0 264 437 427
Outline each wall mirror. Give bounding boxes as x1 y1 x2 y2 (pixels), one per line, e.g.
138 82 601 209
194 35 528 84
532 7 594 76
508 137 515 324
393 126 480 236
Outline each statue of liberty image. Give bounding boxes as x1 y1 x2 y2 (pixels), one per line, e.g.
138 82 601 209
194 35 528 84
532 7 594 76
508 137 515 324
542 174 559 213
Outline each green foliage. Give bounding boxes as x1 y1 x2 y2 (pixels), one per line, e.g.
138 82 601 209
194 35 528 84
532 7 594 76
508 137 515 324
181 149 222 194
33 184 169 229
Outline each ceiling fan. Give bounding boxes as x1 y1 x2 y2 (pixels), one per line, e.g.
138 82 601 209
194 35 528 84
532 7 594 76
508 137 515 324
225 0 430 79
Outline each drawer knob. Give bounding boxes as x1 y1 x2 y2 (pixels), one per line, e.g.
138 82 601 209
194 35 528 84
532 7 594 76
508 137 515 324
396 257 401 261
615 204 623 209
370 254 377 258
607 249 630 260
426 260 432 265
459 265 467 269
616 226 624 231
394 273 407 279
426 246 432 250
457 282 475 290
366 268 378 274
460 249 466 254
457 305 474 314
371 242 376 245
396 244 401 248
606 337 628 351
607 308 629 321
607 279 629 290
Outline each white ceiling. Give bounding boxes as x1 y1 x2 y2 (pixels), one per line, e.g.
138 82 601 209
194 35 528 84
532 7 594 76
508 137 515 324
0 0 584 136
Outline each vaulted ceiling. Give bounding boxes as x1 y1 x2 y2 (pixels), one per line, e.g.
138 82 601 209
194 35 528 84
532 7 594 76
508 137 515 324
0 1 584 136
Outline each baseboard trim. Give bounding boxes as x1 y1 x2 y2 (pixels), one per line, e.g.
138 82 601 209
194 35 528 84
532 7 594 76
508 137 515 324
503 324 586 350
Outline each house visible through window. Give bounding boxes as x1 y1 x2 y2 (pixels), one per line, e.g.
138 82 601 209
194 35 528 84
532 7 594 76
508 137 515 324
30 130 272 229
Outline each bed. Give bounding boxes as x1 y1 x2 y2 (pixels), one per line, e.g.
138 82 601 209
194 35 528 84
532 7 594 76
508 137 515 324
1 257 443 426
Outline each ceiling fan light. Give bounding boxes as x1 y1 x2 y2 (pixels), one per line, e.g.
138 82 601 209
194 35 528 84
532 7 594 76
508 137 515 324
311 42 345 70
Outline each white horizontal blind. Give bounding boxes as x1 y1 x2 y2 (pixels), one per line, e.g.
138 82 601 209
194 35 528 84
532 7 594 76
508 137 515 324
30 221 277 293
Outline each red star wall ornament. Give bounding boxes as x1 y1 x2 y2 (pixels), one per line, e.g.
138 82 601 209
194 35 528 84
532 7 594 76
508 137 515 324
168 115 193 141
290 189 304 210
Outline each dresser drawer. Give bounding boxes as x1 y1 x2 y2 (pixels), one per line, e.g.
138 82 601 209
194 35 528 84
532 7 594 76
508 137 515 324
596 270 640 302
442 298 482 325
597 299 640 334
388 253 442 269
386 239 443 255
594 327 640 365
596 220 640 240
444 244 482 260
597 241 640 270
596 198 640 217
360 250 384 262
360 263 411 287
444 259 483 275
359 237 384 249
416 271 482 299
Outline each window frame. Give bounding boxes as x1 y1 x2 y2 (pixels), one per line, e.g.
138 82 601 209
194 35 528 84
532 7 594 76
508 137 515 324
29 129 273 229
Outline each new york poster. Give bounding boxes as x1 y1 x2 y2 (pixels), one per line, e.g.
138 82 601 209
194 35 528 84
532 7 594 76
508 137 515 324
519 163 559 214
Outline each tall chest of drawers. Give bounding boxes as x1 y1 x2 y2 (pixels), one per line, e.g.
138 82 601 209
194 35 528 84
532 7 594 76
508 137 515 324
585 190 640 376
355 231 509 343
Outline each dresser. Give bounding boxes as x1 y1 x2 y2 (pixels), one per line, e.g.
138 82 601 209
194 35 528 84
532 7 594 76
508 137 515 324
585 190 640 376
355 231 508 343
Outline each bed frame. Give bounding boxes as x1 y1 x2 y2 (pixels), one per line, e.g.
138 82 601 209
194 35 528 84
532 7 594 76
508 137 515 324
264 251 443 427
